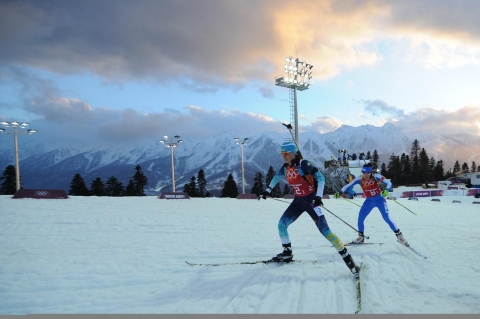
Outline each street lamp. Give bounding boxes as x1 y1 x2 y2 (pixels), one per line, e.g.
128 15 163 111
275 56 313 146
159 135 183 192
234 137 249 194
0 121 38 191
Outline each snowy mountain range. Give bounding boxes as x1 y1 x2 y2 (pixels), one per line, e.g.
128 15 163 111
1 123 479 195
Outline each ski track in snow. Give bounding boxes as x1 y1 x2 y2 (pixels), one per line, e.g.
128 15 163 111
1 195 480 314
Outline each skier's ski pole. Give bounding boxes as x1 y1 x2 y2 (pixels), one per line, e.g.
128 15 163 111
343 197 361 207
321 206 369 238
282 122 304 159
268 197 368 238
391 199 417 216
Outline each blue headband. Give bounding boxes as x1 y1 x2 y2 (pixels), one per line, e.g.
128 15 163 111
361 166 372 174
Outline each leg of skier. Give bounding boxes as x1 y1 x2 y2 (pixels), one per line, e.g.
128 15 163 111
274 201 304 262
353 200 375 243
376 197 408 244
302 196 359 275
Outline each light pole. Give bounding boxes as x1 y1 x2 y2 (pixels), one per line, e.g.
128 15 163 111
0 121 38 191
159 135 183 192
234 137 249 194
275 56 313 146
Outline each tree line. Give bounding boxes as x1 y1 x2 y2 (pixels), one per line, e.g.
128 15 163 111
67 165 149 196
1 139 477 195
377 139 476 187
184 166 292 198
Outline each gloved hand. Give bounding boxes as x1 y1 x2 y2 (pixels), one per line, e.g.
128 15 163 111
312 195 323 207
259 188 271 200
334 192 341 199
381 190 389 197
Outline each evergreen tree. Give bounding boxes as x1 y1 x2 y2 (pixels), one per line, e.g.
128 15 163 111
372 150 380 170
462 162 469 173
105 176 124 197
472 161 477 173
68 173 90 196
250 171 264 196
124 180 137 196
282 184 292 196
90 177 106 196
419 148 430 183
409 140 421 184
221 173 239 198
444 168 455 179
183 182 191 195
428 157 436 183
453 160 461 174
401 154 411 186
380 163 388 177
184 176 199 197
434 160 445 181
366 151 372 160
266 166 281 197
197 169 207 197
387 154 401 186
0 165 16 195
132 165 148 196
205 190 213 197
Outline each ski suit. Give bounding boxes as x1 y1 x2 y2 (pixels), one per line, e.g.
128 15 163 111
341 173 398 233
267 157 344 251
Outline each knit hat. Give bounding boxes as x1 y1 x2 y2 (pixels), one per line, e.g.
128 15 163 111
280 141 298 154
361 163 373 174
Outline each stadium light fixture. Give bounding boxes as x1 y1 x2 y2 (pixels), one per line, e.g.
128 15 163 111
274 56 313 146
0 121 38 191
159 135 183 192
234 137 249 194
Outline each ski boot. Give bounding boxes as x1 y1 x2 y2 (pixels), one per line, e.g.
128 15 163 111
271 243 293 263
339 247 360 277
351 232 365 244
395 229 408 245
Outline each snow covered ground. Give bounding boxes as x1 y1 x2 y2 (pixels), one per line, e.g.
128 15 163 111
1 193 479 314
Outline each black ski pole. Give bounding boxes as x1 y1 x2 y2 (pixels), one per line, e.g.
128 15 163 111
391 199 417 216
343 197 362 207
282 122 304 159
321 206 369 238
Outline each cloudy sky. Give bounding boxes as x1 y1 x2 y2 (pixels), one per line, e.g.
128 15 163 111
1 0 480 144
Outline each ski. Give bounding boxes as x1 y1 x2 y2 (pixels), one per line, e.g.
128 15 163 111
354 262 364 314
185 259 320 266
321 242 383 247
399 242 427 259
345 242 383 246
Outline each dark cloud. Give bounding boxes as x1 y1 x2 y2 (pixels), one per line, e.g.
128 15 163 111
0 0 280 87
361 99 405 118
3 0 479 91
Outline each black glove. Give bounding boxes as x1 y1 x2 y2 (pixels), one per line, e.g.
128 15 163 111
259 190 270 200
312 195 323 207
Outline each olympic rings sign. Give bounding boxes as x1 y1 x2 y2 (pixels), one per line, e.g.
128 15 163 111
35 190 50 196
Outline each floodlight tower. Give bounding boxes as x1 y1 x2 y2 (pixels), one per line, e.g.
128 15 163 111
275 56 313 146
0 121 38 191
234 137 249 194
159 135 183 192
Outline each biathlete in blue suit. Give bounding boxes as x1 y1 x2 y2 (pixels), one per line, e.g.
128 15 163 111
337 163 408 244
260 142 360 276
